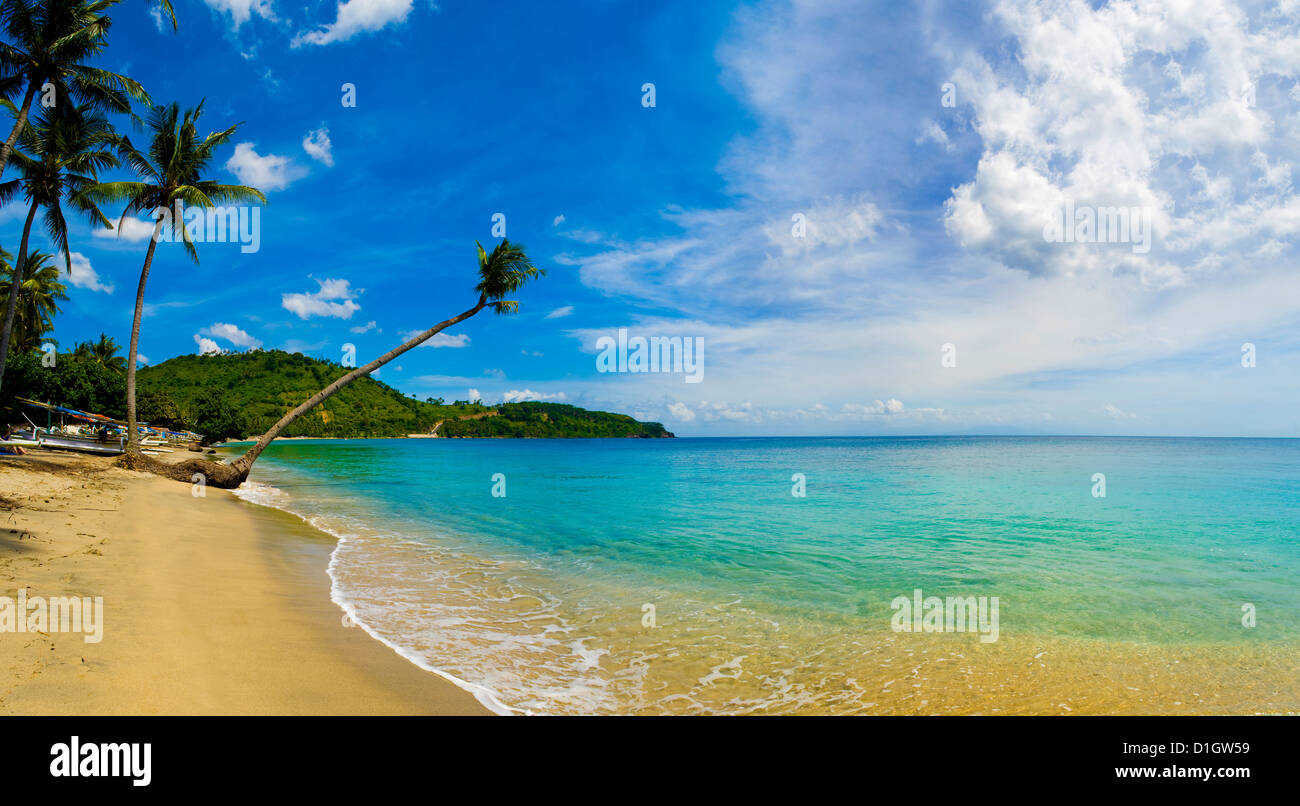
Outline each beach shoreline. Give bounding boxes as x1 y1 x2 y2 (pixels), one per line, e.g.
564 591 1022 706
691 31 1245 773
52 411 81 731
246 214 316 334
0 451 490 715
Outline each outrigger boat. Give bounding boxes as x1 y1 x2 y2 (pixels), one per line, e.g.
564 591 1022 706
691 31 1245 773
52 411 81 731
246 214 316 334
8 398 202 456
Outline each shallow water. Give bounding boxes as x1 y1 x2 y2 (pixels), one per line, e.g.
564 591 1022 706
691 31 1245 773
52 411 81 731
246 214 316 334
226 436 1300 714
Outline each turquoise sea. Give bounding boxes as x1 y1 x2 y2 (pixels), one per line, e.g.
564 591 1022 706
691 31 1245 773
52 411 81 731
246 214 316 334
227 436 1300 714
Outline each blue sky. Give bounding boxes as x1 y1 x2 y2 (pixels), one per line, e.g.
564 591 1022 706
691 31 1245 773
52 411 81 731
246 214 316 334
7 0 1300 437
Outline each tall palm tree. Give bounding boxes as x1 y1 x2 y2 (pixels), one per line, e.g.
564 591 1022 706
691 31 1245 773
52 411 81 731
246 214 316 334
0 103 117 387
0 0 149 179
0 250 64 352
178 240 544 488
77 100 265 454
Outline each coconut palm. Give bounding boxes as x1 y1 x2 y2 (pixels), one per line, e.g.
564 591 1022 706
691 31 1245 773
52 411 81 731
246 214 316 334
76 100 264 454
174 240 544 488
0 0 149 180
0 104 117 387
74 331 125 371
0 250 64 352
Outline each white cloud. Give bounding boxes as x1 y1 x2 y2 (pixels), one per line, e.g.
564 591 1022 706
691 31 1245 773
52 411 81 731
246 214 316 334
135 354 149 367
202 0 275 28
226 143 305 192
843 398 905 416
667 402 696 422
916 119 953 152
349 320 379 334
94 216 156 243
292 0 415 47
199 322 262 349
553 214 566 226
194 335 221 355
502 389 567 403
545 305 574 319
401 330 470 348
302 126 334 166
282 278 362 320
66 252 113 293
467 388 482 402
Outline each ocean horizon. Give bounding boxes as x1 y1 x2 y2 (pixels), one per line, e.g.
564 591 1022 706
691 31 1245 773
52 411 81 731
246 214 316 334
223 435 1300 715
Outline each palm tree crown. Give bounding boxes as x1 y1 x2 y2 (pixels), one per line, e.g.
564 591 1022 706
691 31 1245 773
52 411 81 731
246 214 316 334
0 103 118 270
0 0 150 177
475 240 546 314
78 100 266 262
0 249 64 352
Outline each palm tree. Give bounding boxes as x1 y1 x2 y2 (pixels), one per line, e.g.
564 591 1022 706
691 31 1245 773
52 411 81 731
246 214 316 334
73 331 124 370
0 104 117 387
173 240 544 488
77 100 265 454
0 0 149 180
0 250 65 352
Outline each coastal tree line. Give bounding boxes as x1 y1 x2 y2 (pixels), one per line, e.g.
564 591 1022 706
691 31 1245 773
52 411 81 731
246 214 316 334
0 0 545 487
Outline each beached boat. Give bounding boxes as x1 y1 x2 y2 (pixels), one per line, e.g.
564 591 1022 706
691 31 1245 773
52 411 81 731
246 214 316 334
7 398 203 455
13 426 126 455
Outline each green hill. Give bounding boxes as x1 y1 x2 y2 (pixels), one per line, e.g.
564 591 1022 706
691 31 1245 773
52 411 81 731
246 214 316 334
133 350 672 441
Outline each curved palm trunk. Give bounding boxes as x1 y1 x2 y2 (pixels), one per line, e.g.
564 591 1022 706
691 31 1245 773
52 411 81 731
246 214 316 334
125 219 165 455
225 296 488 480
0 202 41 389
0 83 38 181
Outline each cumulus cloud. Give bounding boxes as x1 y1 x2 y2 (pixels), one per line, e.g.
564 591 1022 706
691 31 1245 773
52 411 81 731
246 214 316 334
940 0 1300 287
553 214 566 226
194 335 221 355
292 0 415 47
349 320 379 334
667 401 696 422
282 278 362 320
199 322 262 349
302 126 334 166
226 143 305 191
467 388 482 402
66 253 113 293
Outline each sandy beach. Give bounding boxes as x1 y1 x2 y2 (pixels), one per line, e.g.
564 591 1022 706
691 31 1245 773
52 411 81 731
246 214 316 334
0 450 489 715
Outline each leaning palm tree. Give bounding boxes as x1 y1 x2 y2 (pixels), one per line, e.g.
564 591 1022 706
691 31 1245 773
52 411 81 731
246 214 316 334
76 100 264 454
0 0 149 179
161 240 544 488
0 103 117 387
0 250 65 352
